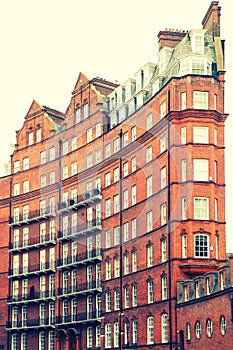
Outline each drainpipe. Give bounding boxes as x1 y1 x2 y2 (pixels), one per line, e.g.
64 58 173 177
7 172 13 350
119 129 123 350
57 139 62 326
167 90 173 350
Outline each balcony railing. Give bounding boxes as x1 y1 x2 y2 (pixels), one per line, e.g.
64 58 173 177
9 233 56 251
57 280 102 297
58 218 102 240
7 289 55 304
9 207 56 227
58 188 102 213
9 261 56 277
56 310 102 325
6 317 55 330
57 249 102 268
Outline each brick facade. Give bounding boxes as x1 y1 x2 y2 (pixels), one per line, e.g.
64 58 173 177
0 1 230 349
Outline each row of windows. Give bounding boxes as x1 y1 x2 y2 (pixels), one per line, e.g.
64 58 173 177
105 242 166 280
11 302 55 327
109 87 214 127
182 270 226 302
186 315 227 341
105 278 167 312
12 195 217 249
11 331 54 350
74 102 89 123
12 247 55 275
13 204 217 254
12 275 55 300
104 313 168 348
13 123 217 176
13 154 218 196
180 58 212 77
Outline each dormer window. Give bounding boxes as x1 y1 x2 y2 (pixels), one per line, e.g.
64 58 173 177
189 29 205 54
158 47 173 74
192 34 204 54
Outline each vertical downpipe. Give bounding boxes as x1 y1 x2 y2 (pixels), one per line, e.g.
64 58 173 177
7 173 13 349
167 90 173 350
119 129 123 350
58 139 62 322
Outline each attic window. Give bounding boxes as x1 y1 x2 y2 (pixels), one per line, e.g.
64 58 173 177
191 33 204 54
28 132 34 146
36 128 42 143
75 107 80 124
83 103 89 119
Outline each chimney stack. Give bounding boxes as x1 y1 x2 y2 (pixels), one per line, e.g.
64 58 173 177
202 1 221 37
157 29 187 51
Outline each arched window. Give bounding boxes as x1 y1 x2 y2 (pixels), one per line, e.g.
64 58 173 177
75 106 80 124
87 327 93 348
161 275 167 300
161 313 168 343
114 322 119 347
186 322 191 341
147 316 154 344
147 279 154 304
11 334 18 350
132 319 138 344
105 324 112 348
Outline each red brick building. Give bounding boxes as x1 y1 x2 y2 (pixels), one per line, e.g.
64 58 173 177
0 1 229 349
176 256 233 349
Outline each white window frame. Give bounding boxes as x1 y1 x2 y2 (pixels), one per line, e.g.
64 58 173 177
181 92 187 109
194 234 209 258
147 211 153 232
105 324 112 348
195 320 201 339
182 234 187 258
147 316 154 344
49 147 55 161
182 159 186 181
146 113 152 130
182 198 187 220
160 167 166 189
160 100 166 118
146 145 152 163
161 314 168 343
160 135 166 153
181 127 186 144
147 176 153 197
193 159 209 181
147 279 154 303
161 203 167 226
123 190 129 209
105 143 111 158
87 128 93 143
193 126 208 144
132 185 136 205
194 197 209 220
193 91 208 109
132 126 136 141
23 157 29 170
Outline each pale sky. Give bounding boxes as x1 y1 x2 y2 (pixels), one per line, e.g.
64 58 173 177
0 0 232 251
